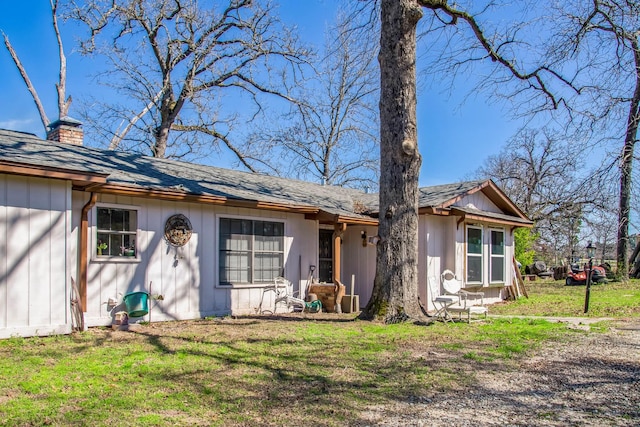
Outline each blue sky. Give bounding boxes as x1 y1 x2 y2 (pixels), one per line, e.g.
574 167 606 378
0 0 523 187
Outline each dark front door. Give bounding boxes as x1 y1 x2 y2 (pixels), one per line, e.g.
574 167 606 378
318 229 333 283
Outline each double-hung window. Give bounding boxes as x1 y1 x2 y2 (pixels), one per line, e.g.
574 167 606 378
96 207 137 257
490 229 505 283
219 218 284 285
466 225 483 284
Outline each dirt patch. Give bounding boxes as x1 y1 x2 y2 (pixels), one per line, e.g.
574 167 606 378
358 320 640 426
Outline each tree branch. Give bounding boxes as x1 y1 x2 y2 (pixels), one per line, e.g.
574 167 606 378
109 88 165 150
418 0 580 108
51 0 71 118
3 32 50 130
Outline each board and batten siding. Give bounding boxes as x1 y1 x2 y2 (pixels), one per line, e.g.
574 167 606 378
421 191 518 307
422 215 457 310
458 192 502 213
340 225 376 308
0 175 72 338
81 193 319 326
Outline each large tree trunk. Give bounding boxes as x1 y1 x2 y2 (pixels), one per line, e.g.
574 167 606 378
617 139 633 279
617 110 638 280
360 0 424 322
616 39 640 280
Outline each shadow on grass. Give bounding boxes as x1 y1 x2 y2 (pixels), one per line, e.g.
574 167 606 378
7 317 635 426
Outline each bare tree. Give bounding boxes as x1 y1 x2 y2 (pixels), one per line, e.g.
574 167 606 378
69 0 308 161
3 0 70 131
560 0 640 278
587 207 619 265
242 10 379 187
475 128 587 262
476 125 621 265
476 129 578 220
417 0 640 278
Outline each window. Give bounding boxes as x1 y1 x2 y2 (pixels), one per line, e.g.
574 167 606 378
490 229 505 283
219 218 284 285
96 207 137 257
466 226 483 284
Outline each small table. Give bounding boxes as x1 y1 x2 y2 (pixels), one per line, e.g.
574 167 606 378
433 294 459 322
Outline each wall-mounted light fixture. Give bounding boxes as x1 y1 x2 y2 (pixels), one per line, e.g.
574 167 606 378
361 230 380 247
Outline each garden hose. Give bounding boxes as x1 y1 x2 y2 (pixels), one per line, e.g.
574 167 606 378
305 300 322 313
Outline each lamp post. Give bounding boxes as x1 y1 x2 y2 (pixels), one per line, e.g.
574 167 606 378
584 241 596 313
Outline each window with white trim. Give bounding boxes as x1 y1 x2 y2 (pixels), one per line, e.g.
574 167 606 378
466 225 483 284
490 229 505 283
219 218 284 285
96 207 138 257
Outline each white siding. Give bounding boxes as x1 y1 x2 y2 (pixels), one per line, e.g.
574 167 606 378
337 213 513 310
421 212 514 308
341 226 376 308
0 175 71 338
422 215 456 309
0 171 522 336
456 192 501 213
82 194 320 324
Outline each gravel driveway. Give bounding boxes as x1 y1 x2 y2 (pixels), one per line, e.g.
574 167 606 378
359 320 640 427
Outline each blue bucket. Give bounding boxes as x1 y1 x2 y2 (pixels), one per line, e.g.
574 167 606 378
123 292 149 317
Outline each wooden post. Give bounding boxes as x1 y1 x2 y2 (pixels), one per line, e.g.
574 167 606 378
332 223 347 312
333 223 346 284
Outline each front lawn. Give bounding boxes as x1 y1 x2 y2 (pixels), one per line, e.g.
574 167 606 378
1 280 638 426
489 278 640 318
0 316 571 427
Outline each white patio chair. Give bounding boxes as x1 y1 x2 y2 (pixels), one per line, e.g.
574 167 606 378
258 277 306 314
441 269 488 322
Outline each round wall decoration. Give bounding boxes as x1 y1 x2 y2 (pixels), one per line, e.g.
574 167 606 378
164 214 193 247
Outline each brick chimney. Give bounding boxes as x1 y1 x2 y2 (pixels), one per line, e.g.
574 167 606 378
47 116 83 145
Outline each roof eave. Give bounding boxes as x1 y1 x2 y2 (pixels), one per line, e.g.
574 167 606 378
437 181 487 209
481 180 530 220
305 210 379 226
0 160 108 188
419 206 452 216
78 182 322 215
450 207 533 228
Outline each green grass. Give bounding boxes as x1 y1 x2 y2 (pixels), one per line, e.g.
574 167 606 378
0 279 637 426
0 317 570 426
489 278 640 318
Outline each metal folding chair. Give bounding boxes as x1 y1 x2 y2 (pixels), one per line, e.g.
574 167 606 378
428 276 459 322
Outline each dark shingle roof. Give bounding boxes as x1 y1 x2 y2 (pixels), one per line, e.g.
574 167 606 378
0 129 370 219
0 129 529 224
418 181 486 207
